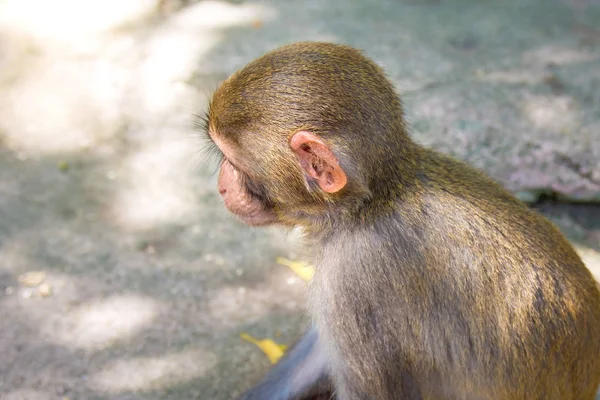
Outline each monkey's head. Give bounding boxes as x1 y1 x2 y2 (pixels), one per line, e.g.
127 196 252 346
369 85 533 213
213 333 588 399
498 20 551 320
203 42 417 228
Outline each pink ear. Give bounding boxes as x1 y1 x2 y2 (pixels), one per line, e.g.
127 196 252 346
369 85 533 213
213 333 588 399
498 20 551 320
289 131 347 193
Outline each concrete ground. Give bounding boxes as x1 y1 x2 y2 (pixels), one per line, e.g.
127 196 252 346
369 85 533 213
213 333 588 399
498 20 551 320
0 0 599 399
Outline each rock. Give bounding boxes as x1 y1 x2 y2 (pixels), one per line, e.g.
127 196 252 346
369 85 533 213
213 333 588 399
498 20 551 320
18 271 46 287
38 283 52 297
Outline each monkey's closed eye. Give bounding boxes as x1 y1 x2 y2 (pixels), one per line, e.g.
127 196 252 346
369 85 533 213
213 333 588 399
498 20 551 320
239 172 271 205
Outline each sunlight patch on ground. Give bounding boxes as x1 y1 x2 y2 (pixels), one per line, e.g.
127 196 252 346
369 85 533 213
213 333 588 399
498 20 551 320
479 70 540 84
0 58 125 154
522 94 580 132
170 0 275 29
574 244 600 281
0 1 275 154
41 294 161 351
0 0 157 39
110 138 199 230
523 45 598 67
90 348 217 392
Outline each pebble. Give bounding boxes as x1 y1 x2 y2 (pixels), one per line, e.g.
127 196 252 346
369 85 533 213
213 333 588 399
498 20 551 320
38 283 53 297
18 271 46 287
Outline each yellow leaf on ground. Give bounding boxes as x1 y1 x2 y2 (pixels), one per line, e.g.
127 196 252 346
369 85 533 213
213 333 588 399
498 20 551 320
240 333 287 364
276 257 315 282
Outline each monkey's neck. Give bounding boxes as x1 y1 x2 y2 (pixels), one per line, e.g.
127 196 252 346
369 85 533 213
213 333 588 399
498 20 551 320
304 170 422 240
347 147 422 218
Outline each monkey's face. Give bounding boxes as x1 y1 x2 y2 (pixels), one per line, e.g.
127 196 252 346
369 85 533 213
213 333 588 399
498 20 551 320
217 157 278 226
213 136 279 226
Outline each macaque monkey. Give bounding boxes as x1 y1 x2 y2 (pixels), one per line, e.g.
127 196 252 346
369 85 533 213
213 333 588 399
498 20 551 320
202 42 600 400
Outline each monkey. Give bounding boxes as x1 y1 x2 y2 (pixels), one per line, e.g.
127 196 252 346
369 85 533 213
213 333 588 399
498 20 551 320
202 42 600 400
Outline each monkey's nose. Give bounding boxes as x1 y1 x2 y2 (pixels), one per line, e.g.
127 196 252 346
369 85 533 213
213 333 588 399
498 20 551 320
219 187 227 195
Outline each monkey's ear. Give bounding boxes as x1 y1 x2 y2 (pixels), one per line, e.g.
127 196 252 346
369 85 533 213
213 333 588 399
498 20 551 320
289 131 347 193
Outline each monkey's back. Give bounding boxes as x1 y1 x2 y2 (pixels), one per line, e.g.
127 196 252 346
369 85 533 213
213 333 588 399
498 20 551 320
313 149 600 400
416 151 600 399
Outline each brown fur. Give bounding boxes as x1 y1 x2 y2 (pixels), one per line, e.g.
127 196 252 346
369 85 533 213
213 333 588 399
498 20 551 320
207 42 600 399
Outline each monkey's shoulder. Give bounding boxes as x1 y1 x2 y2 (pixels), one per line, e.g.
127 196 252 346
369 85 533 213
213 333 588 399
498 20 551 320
416 149 517 204
413 179 571 261
399 150 588 273
416 151 546 230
